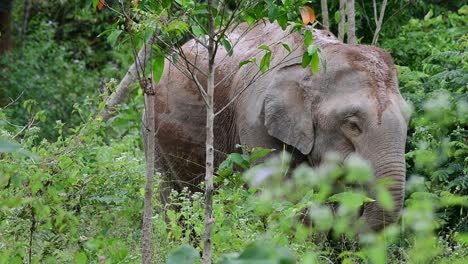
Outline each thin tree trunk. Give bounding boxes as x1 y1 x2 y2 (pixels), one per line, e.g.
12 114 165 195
338 0 346 42
320 0 329 30
346 0 356 44
21 0 31 37
99 38 155 121
202 0 215 263
142 90 156 264
0 0 13 54
372 0 388 46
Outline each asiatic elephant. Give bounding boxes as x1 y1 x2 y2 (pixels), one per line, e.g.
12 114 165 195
145 22 409 231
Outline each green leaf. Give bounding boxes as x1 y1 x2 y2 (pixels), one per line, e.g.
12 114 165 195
455 233 468 245
260 52 272 73
229 153 250 170
376 185 395 211
233 242 295 264
310 51 320 74
424 9 434 20
268 5 279 23
334 11 341 23
107 29 122 47
153 54 165 85
0 139 21 153
191 25 203 37
307 44 318 56
281 43 291 52
75 252 87 264
258 45 271 52
328 191 375 209
301 52 311 68
167 245 199 264
239 57 256 68
162 0 172 8
221 37 233 56
175 0 192 8
304 30 312 47
218 159 234 178
249 148 274 163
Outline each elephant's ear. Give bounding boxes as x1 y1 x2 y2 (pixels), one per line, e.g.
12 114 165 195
263 65 315 155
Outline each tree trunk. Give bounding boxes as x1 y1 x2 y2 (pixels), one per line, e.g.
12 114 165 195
21 0 31 37
99 38 155 121
346 0 356 44
320 0 329 30
0 0 13 54
372 0 388 46
338 0 346 42
142 91 156 264
202 0 215 263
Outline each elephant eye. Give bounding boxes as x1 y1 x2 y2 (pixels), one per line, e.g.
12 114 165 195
342 117 362 137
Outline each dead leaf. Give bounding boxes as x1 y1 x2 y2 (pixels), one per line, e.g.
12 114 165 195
301 6 316 25
97 0 105 11
133 0 140 7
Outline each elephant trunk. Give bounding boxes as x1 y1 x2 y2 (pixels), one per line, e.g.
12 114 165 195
361 142 406 231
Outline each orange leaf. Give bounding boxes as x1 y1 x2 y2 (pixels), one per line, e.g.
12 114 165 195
133 0 140 7
300 6 316 25
97 0 105 11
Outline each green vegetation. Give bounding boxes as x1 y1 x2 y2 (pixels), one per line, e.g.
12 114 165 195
1 1 467 263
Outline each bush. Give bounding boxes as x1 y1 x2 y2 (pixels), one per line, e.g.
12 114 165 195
0 95 145 263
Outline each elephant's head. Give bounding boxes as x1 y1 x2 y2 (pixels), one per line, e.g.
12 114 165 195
263 34 410 231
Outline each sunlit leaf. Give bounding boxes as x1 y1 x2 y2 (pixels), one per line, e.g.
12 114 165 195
249 147 274 163
334 11 341 23
301 53 311 68
153 54 165 85
230 153 250 170
281 43 291 52
75 252 87 264
258 45 271 52
307 44 318 56
328 192 375 209
260 51 272 73
301 6 316 25
239 57 256 68
107 29 122 47
304 30 312 47
424 9 434 20
310 51 320 74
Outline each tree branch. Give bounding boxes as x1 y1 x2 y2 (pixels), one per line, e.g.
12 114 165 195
98 37 155 121
321 0 329 30
372 0 388 46
338 0 346 42
346 0 356 44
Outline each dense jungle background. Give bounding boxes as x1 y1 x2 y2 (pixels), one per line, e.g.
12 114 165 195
0 0 467 263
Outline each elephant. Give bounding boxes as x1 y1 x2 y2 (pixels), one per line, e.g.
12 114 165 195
144 22 410 231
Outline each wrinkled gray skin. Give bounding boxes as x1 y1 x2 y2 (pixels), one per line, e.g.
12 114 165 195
145 22 409 231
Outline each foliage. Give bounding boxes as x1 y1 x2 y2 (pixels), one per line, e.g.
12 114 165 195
383 7 468 234
0 0 132 139
0 95 146 263
0 1 467 264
